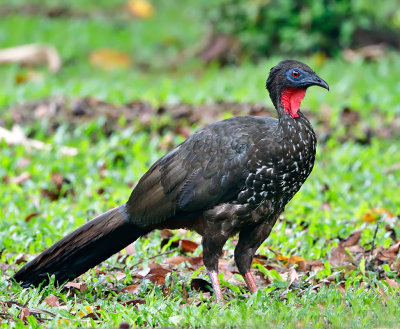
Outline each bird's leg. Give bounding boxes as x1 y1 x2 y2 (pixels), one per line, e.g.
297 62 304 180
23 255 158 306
235 221 275 294
244 271 257 294
207 270 222 302
202 233 229 302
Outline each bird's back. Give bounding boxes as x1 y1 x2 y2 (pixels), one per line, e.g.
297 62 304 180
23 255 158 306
125 115 280 226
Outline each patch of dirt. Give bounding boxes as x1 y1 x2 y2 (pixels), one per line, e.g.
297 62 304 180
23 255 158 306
8 96 273 132
5 96 400 143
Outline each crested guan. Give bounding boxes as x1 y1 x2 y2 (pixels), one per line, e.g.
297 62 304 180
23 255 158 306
13 60 328 301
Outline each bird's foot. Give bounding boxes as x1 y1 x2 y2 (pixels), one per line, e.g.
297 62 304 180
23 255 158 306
244 271 257 294
208 270 223 302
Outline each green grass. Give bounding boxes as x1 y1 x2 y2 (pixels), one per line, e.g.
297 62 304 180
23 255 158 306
1 1 400 328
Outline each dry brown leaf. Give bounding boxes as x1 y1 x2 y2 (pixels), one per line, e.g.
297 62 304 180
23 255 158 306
120 299 146 307
218 259 234 280
122 285 139 294
6 172 31 185
329 231 363 267
160 229 174 238
342 44 386 62
329 245 348 267
296 260 309 272
179 240 199 253
385 278 399 289
124 243 136 255
0 125 77 156
341 230 362 247
276 253 308 266
165 256 188 265
41 172 74 201
19 307 31 323
14 254 28 265
288 268 299 287
252 254 268 265
44 295 60 307
175 125 191 139
126 0 154 18
146 274 165 284
0 44 61 72
187 256 204 268
362 208 395 223
310 260 325 272
108 271 126 281
376 242 400 262
89 49 131 70
65 282 88 293
25 211 41 222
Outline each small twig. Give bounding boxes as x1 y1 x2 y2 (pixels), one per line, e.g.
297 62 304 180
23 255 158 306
131 246 181 268
369 219 382 262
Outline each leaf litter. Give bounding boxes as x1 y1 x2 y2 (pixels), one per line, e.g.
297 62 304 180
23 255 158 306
1 209 400 326
7 96 400 145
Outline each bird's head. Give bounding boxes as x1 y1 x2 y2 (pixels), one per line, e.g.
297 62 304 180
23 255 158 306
266 60 329 118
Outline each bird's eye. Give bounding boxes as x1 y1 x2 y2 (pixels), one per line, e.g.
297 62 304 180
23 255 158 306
292 70 300 78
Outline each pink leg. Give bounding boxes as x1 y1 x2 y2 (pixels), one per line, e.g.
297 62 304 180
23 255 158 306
244 271 257 294
208 270 223 302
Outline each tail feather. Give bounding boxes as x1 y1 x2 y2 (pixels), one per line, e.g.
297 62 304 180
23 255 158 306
13 205 146 287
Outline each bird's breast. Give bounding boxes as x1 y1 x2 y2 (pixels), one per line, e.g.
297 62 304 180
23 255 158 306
237 121 316 215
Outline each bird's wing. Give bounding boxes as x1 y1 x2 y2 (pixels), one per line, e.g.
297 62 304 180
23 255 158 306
126 116 278 226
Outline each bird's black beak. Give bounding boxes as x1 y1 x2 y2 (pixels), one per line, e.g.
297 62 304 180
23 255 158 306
305 74 329 91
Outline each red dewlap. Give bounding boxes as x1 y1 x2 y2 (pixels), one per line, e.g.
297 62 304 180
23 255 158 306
280 88 306 118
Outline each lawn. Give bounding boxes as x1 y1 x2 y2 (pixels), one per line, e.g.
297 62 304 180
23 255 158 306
1 1 400 328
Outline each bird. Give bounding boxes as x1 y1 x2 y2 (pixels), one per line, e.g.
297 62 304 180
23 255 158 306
13 60 328 302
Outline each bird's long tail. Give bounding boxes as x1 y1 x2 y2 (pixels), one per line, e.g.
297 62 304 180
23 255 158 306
13 205 146 288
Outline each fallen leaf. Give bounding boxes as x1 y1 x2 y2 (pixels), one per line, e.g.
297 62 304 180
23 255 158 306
124 243 136 255
275 253 308 266
341 230 362 247
122 285 139 294
375 242 400 262
41 172 74 201
0 125 77 156
120 299 146 307
385 278 399 289
89 49 131 70
342 44 386 62
44 295 60 307
175 240 199 253
0 44 61 72
15 254 28 265
340 107 360 127
329 245 348 267
65 282 87 293
6 172 31 185
126 0 154 18
160 229 174 238
15 70 44 84
19 307 31 323
187 256 203 268
25 211 41 222
362 208 395 223
146 274 165 284
108 271 126 281
252 254 268 265
165 256 188 265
